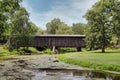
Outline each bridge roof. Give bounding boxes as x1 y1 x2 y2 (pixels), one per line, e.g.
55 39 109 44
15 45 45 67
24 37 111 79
35 35 85 38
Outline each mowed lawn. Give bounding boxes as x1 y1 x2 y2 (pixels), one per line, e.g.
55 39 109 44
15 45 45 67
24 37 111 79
58 49 120 72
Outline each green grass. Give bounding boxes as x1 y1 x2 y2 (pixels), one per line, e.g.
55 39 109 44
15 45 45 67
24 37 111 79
43 49 54 55
58 49 120 72
0 45 17 55
59 47 77 53
0 45 41 55
0 45 41 61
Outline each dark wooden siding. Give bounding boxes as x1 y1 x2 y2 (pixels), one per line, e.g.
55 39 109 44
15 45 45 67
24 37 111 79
33 35 86 47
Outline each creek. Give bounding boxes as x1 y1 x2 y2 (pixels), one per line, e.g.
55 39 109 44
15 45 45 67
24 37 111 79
32 68 120 80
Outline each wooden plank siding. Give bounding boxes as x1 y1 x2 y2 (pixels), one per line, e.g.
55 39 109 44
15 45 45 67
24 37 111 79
33 35 86 48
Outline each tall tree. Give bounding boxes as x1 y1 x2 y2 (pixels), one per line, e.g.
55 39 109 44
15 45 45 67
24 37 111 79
56 23 73 34
85 24 103 50
72 23 85 35
46 18 62 34
111 0 120 45
0 1 7 42
84 0 114 53
27 22 38 35
8 7 30 50
28 22 44 35
0 0 38 51
0 0 22 42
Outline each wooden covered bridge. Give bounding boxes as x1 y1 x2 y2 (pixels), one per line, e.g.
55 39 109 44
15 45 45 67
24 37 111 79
33 35 86 52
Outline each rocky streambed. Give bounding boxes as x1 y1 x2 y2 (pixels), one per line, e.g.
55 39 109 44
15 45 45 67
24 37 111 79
0 55 119 80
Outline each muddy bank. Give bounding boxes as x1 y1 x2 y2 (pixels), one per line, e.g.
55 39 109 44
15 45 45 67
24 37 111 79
0 55 86 80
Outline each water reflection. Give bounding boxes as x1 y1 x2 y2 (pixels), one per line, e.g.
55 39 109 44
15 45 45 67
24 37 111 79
32 69 120 80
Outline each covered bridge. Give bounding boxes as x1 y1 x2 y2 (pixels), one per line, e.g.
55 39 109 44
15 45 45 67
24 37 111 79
33 35 86 52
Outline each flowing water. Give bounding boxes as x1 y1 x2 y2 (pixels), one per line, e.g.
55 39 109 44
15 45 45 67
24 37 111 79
32 68 120 80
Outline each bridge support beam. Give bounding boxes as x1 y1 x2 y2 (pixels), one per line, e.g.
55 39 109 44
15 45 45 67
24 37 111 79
77 47 81 52
52 46 58 54
52 46 56 52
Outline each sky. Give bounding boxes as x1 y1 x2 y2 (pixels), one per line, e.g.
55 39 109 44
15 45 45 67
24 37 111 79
21 0 99 30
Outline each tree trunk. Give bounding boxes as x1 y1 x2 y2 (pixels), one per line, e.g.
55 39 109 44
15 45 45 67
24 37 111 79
102 28 105 53
102 45 105 53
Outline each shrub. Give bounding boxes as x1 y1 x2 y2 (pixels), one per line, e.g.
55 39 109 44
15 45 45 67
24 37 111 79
7 35 33 51
43 49 54 55
59 47 76 53
18 47 40 55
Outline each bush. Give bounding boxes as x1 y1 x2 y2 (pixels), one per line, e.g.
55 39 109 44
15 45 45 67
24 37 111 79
18 47 40 55
59 47 76 53
7 35 33 51
43 49 54 55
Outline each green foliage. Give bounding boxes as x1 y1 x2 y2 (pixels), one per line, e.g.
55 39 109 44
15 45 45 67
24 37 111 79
46 18 87 35
59 47 76 53
43 49 54 55
0 35 8 43
46 18 74 34
0 1 8 41
7 7 38 51
0 45 40 56
10 7 29 35
0 0 38 52
72 23 85 35
17 47 40 55
56 23 73 34
0 0 23 42
0 47 20 56
29 22 44 35
84 0 120 52
7 35 33 51
58 49 120 72
36 28 44 35
28 47 40 54
85 24 100 50
27 22 39 35
46 18 62 34
111 0 120 39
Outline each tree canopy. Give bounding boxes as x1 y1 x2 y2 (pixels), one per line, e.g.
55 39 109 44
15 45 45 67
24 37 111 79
72 23 85 35
0 0 40 50
0 0 22 42
46 18 62 34
46 18 85 35
84 0 120 52
56 23 73 34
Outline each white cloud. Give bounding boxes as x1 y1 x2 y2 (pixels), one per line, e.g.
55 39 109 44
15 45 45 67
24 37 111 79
22 0 99 30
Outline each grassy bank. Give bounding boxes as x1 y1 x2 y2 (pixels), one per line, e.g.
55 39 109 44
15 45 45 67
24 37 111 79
0 45 41 61
58 49 120 72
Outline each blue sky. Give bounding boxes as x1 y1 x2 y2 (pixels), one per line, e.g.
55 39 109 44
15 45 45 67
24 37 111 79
22 0 99 30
